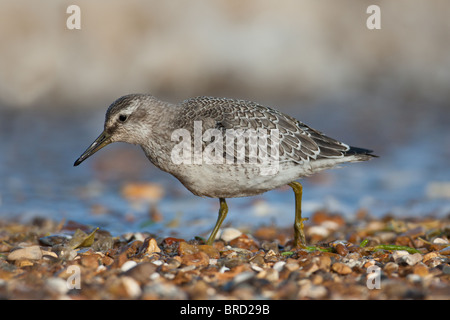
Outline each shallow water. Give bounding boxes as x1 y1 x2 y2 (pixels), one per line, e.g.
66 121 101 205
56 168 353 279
0 101 449 239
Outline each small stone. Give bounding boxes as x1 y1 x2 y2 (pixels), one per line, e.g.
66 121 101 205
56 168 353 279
406 274 423 283
121 182 164 201
331 262 352 275
261 241 279 253
302 262 319 275
45 277 69 295
122 262 158 284
422 252 439 263
198 245 220 259
121 260 138 272
15 259 34 267
253 227 277 241
272 261 286 272
178 241 199 255
139 237 161 255
42 250 58 259
432 238 449 244
284 262 300 272
121 276 142 299
335 243 349 256
412 264 429 277
166 257 182 269
219 228 242 242
442 265 450 275
7 246 42 261
80 254 100 269
404 253 423 266
249 254 265 268
181 251 210 267
392 250 410 264
312 255 331 271
383 262 399 274
438 246 450 255
307 226 330 238
305 285 327 299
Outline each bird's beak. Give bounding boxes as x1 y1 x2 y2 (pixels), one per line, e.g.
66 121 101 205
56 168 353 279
74 130 112 166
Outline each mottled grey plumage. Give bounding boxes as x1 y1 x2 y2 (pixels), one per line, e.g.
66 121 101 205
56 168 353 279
74 94 376 247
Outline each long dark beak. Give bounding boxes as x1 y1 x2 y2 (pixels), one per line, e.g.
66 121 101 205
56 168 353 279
74 130 112 166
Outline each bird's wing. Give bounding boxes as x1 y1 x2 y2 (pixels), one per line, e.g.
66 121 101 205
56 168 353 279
176 97 351 164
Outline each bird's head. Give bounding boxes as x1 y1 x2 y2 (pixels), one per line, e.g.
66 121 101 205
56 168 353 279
74 94 157 166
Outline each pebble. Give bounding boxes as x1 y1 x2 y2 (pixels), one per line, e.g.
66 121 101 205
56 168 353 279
383 262 399 274
219 228 242 242
80 254 100 269
302 262 319 275
121 260 138 272
442 265 450 275
232 271 255 285
122 262 158 284
181 251 210 267
312 255 331 271
273 261 286 272
404 253 423 266
412 264 429 277
335 243 349 256
439 246 450 255
406 274 423 284
331 262 352 275
257 268 279 282
121 276 142 299
307 226 330 238
392 250 410 264
305 285 327 299
422 252 439 263
45 277 69 295
432 238 449 244
393 251 423 266
7 246 42 261
139 237 161 255
121 182 164 201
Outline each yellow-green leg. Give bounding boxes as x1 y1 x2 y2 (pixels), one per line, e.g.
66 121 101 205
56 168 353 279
288 182 308 248
206 198 228 245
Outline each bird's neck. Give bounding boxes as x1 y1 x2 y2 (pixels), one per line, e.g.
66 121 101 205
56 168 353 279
138 101 182 172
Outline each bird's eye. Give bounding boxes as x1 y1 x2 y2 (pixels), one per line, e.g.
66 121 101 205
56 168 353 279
118 114 127 122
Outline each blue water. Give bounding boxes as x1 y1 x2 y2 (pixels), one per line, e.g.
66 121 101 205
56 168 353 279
0 101 449 239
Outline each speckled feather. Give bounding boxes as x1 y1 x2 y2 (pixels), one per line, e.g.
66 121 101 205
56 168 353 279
175 96 368 164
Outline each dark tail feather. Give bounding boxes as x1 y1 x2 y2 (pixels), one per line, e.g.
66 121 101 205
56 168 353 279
345 146 378 158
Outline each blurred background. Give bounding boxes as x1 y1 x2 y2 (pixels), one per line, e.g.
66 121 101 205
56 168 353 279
0 0 449 238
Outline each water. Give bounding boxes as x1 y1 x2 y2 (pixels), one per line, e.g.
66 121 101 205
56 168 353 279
0 100 449 239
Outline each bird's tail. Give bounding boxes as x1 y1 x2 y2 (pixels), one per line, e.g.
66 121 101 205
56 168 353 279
344 146 378 161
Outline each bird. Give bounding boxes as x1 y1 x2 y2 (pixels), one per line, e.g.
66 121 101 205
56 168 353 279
74 94 376 248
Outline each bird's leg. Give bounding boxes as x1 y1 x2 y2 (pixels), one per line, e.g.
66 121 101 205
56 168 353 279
206 198 228 245
288 182 308 248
